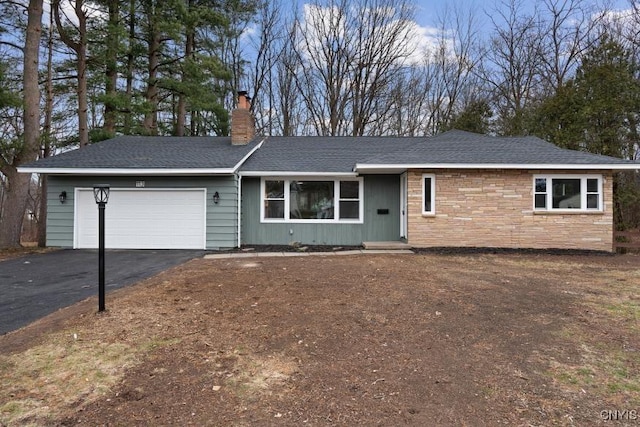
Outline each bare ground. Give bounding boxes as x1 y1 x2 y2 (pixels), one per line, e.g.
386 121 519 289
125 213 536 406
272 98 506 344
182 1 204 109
1 252 639 426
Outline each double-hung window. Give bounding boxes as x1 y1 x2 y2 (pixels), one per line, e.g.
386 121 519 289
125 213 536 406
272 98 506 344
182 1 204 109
533 175 603 212
262 178 363 222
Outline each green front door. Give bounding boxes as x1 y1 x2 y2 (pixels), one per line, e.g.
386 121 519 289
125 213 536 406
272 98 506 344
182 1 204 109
363 175 401 241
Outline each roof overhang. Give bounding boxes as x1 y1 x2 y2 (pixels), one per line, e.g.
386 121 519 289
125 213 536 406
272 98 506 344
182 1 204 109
17 167 237 175
354 163 640 173
239 171 358 177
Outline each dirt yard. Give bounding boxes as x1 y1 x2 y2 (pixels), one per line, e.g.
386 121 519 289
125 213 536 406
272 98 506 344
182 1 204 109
1 252 639 426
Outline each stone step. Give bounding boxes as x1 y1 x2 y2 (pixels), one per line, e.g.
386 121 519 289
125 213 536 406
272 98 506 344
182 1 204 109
362 241 412 250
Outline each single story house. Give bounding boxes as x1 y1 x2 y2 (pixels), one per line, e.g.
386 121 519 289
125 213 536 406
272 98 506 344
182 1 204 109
19 94 639 252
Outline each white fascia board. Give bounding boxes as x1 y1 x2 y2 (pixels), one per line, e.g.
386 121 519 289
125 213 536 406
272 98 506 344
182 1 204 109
17 167 236 175
239 171 358 177
231 137 267 173
354 163 640 172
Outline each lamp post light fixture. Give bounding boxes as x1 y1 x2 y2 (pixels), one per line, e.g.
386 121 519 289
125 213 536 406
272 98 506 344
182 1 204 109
93 184 110 312
59 191 67 203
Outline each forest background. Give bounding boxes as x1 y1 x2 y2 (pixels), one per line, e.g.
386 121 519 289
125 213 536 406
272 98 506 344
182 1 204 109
0 0 638 248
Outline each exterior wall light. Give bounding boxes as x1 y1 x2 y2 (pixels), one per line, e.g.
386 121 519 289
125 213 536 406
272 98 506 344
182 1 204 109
213 191 220 204
59 191 67 203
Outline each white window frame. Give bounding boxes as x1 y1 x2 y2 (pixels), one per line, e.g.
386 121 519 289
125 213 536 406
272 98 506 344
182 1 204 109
532 174 603 213
422 173 436 215
260 177 364 223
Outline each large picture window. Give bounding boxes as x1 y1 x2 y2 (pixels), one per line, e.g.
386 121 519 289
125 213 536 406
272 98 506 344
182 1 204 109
262 178 363 222
533 175 603 212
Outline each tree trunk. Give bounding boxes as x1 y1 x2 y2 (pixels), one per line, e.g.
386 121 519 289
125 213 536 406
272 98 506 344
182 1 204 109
124 0 136 134
103 0 119 135
176 25 193 137
0 170 33 248
76 0 89 147
143 26 161 135
37 6 55 247
53 0 89 147
0 0 43 249
36 176 47 247
143 33 160 135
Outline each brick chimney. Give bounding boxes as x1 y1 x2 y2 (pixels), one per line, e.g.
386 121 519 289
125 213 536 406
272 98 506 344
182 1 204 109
231 91 255 145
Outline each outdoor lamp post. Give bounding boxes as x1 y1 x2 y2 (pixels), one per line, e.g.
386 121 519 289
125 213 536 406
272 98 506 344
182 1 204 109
93 184 110 312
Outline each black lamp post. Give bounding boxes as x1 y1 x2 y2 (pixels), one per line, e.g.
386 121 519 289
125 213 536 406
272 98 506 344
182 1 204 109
93 184 110 312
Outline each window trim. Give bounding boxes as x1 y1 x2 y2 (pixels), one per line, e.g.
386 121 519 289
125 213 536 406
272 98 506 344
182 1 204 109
532 174 604 213
260 177 364 224
422 173 436 216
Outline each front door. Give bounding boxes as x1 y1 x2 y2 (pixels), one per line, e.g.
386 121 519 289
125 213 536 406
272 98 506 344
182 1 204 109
363 175 400 241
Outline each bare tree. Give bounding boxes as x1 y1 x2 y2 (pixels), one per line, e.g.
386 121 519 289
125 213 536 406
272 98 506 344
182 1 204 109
477 0 543 135
275 21 306 136
537 0 603 95
292 0 353 136
245 0 286 136
287 0 417 136
381 64 432 136
417 4 484 135
349 0 415 136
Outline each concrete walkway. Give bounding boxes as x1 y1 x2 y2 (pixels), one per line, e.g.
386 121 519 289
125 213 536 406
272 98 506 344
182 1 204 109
204 249 414 259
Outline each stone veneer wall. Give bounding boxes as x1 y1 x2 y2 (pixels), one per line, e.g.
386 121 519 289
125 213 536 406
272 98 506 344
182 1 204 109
406 169 614 252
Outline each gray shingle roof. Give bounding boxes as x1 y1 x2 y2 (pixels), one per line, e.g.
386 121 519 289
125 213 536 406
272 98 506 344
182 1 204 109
239 136 420 173
241 130 636 173
358 130 634 166
20 136 260 171
20 130 638 175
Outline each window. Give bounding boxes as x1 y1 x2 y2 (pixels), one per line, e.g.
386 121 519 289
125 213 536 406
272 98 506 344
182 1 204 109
264 180 285 219
262 178 362 222
339 181 360 219
290 181 334 219
533 175 603 212
422 174 436 215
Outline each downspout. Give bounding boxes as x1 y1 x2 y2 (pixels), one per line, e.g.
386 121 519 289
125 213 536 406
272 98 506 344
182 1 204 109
237 173 242 248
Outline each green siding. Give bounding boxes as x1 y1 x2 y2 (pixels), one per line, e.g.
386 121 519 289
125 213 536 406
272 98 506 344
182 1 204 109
47 175 238 249
46 178 75 247
241 175 400 246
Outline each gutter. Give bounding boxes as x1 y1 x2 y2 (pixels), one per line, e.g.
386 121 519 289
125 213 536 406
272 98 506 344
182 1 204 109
237 174 242 248
16 167 238 175
353 163 640 172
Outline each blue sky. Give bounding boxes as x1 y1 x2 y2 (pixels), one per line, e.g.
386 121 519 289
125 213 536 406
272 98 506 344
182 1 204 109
411 0 632 29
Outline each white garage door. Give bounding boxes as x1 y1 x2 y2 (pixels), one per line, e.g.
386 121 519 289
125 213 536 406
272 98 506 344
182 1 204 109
75 188 206 249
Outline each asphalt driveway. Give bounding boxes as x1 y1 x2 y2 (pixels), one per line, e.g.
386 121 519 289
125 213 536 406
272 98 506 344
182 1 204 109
0 249 204 335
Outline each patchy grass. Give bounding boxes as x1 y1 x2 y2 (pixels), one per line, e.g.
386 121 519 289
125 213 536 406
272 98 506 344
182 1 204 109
0 245 55 262
0 326 185 426
543 260 640 407
0 332 141 426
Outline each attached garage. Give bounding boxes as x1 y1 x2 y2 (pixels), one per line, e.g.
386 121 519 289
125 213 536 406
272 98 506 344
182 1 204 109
74 188 206 249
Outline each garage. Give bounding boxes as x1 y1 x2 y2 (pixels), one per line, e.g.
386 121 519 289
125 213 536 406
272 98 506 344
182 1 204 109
74 188 206 249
